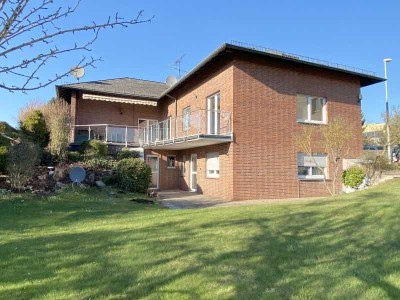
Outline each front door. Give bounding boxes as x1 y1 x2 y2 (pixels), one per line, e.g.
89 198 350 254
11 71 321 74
147 156 159 189
190 154 197 192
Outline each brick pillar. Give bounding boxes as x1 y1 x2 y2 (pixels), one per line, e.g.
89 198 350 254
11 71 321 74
70 91 77 143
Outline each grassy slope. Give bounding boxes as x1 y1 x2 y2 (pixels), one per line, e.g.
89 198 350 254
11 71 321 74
1 182 400 300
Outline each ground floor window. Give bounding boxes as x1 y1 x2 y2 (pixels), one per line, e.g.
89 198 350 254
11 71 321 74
167 155 176 168
298 153 327 180
206 152 219 178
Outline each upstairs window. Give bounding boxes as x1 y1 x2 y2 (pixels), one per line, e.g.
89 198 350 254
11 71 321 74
298 153 327 180
297 95 326 124
206 152 220 178
182 107 191 131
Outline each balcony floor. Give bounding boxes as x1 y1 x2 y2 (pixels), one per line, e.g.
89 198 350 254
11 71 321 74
142 134 233 150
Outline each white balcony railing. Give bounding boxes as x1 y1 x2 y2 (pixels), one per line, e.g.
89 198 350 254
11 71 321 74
73 124 140 146
139 109 232 147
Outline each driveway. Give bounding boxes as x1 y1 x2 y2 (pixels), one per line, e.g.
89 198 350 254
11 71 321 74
157 190 323 209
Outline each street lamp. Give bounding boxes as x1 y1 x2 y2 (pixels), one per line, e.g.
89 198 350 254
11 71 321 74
384 58 392 161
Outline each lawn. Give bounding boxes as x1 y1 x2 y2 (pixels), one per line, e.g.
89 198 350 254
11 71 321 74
1 181 400 300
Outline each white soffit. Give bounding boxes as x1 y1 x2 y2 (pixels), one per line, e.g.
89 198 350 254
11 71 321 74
82 93 157 106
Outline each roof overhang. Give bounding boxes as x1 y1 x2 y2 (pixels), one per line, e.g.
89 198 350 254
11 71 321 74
160 43 385 99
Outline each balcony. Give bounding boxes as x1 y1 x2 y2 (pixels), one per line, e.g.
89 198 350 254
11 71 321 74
139 109 233 150
73 124 140 146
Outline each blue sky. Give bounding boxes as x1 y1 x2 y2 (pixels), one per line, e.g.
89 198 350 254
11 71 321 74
1 0 399 126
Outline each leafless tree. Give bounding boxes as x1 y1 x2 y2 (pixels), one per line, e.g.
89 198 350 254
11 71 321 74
0 0 152 93
295 119 353 195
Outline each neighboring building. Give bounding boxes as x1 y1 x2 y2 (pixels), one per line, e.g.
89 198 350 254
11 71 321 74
56 42 384 200
363 123 385 145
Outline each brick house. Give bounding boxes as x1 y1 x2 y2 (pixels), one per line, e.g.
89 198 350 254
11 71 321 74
56 42 384 200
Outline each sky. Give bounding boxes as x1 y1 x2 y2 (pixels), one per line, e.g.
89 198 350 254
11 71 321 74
1 0 399 127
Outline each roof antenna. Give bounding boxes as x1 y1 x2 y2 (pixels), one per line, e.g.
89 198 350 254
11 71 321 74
171 54 186 79
69 66 85 82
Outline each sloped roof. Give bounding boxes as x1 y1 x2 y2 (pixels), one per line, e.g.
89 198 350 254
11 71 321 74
57 77 167 100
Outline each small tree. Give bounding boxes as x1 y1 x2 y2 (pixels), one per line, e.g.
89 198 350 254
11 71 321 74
295 119 353 195
19 110 49 147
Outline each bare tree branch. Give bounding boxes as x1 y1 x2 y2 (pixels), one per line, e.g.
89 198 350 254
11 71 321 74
0 0 153 92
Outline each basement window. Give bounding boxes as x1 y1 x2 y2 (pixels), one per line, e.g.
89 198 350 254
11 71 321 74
206 152 220 178
298 153 327 180
167 155 176 168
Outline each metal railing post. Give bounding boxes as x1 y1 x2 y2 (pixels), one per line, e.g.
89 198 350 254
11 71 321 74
105 125 108 143
88 126 91 141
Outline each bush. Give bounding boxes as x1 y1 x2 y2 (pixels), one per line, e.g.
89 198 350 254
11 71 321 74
0 146 7 173
80 140 107 159
102 174 118 185
20 110 49 147
115 158 151 193
7 140 39 190
39 149 57 166
42 99 70 160
117 148 141 160
342 165 366 189
67 151 82 163
360 153 392 184
83 158 116 170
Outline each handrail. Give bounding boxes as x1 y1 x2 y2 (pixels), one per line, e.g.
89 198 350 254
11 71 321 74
74 124 138 128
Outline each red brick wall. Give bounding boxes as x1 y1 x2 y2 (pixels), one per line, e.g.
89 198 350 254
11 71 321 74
75 94 161 127
150 61 235 200
232 58 363 200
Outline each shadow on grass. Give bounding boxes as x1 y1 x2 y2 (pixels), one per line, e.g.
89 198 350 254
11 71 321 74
0 184 400 299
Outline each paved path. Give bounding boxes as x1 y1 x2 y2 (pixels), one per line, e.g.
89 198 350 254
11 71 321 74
157 190 323 209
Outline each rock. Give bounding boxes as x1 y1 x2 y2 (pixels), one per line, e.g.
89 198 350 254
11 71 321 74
54 166 66 181
49 171 54 176
95 180 106 188
56 182 67 189
88 172 96 185
37 175 47 181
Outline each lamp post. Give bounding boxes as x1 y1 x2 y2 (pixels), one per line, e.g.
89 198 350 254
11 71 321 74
384 58 392 162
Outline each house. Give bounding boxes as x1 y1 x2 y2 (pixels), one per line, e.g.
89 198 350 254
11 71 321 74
56 42 384 200
363 123 385 146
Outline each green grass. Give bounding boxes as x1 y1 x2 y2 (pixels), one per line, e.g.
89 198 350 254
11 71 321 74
1 182 400 299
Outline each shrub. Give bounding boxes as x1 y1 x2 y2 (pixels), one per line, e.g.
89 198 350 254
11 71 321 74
117 148 141 160
67 151 82 163
342 165 366 189
42 99 70 160
115 158 151 193
39 149 56 166
0 146 7 173
83 157 116 170
102 174 118 185
360 153 392 184
7 140 39 190
80 140 107 159
20 110 49 147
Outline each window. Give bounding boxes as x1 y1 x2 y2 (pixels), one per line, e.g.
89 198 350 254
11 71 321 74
297 95 326 123
182 107 191 131
207 93 220 134
167 155 176 168
298 153 327 180
163 117 172 140
181 155 186 176
206 152 219 178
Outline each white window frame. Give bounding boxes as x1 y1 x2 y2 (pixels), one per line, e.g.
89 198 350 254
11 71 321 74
167 155 176 169
207 93 220 135
181 155 186 176
298 153 327 180
297 95 327 124
206 152 220 178
182 107 191 131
